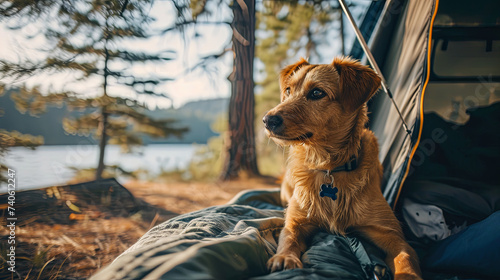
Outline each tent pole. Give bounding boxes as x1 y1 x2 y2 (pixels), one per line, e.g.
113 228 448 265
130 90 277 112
338 0 411 135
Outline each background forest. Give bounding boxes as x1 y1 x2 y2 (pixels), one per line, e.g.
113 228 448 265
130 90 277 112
0 0 367 185
0 0 369 278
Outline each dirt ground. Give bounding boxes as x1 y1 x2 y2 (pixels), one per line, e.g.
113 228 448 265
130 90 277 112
0 177 279 280
125 177 279 214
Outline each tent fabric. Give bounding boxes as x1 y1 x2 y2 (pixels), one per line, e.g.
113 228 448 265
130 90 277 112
91 189 389 280
349 1 385 60
404 179 500 223
433 0 500 28
360 0 438 208
399 104 500 278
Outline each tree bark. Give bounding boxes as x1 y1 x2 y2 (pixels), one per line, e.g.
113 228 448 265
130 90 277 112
95 109 108 180
220 0 259 180
96 24 110 180
340 10 345 55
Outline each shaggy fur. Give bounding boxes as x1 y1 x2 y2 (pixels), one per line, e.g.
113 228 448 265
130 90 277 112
263 57 422 280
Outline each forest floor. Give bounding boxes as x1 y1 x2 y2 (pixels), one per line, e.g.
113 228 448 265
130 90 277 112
0 177 279 280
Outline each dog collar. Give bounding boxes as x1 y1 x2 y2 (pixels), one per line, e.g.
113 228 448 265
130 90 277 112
318 156 358 201
329 156 358 173
315 156 358 174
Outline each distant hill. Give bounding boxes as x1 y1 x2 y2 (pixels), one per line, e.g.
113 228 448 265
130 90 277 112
145 98 229 144
0 90 228 145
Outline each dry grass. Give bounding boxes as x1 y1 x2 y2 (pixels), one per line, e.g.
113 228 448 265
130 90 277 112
126 177 279 214
1 219 148 280
0 177 279 279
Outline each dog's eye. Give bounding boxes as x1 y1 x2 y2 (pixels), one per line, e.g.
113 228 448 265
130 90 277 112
285 87 290 95
307 89 326 100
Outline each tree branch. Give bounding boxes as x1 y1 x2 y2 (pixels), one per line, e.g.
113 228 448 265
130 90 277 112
160 20 230 35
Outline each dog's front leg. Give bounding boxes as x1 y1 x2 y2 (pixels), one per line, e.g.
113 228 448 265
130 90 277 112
356 225 422 280
267 199 316 272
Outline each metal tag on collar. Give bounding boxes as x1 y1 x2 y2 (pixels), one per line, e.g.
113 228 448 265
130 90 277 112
319 170 338 201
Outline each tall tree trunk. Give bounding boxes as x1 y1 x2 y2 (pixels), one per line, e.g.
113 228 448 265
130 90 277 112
95 109 108 180
340 10 345 55
220 0 259 180
96 25 110 180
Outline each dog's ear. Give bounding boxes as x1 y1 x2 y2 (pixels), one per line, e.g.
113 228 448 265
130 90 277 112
280 58 309 87
332 57 381 111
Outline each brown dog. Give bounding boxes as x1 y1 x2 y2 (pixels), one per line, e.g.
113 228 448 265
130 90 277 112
263 57 422 280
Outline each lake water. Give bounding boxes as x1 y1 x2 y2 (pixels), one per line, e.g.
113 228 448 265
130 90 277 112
1 144 196 191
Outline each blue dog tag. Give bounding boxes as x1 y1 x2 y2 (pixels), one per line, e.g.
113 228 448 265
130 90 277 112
319 184 338 201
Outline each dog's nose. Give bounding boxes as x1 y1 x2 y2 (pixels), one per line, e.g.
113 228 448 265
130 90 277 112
263 115 283 132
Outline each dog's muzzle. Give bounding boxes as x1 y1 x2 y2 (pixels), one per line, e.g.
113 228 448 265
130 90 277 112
263 114 283 133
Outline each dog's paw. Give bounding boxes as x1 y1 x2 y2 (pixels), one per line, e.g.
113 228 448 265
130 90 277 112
267 254 303 272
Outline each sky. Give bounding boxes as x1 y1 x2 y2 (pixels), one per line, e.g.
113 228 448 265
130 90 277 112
0 1 233 108
0 1 368 109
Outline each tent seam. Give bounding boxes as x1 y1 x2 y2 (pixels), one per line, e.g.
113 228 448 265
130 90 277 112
392 0 440 210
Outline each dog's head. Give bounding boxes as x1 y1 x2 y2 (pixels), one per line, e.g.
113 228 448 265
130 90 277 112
263 57 381 147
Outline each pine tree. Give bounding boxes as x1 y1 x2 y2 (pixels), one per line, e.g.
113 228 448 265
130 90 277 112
181 0 260 180
219 0 259 180
0 84 43 183
0 0 188 180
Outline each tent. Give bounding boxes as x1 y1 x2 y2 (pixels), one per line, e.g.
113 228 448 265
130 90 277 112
354 0 500 278
352 0 500 210
92 0 500 279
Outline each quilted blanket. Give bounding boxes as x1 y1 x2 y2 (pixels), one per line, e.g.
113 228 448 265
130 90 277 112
91 189 389 280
